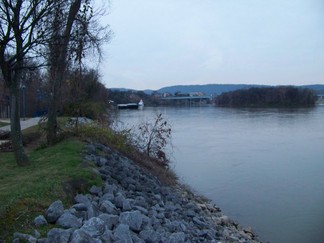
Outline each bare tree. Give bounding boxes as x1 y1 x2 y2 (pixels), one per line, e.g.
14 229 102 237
0 0 54 165
46 0 82 145
46 0 110 145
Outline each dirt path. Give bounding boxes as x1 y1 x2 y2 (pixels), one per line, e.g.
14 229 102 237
0 117 41 132
0 117 41 146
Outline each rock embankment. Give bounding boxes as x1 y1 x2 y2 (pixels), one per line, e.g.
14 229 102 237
14 143 261 243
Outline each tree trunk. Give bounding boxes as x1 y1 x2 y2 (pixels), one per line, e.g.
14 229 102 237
46 75 60 145
46 0 82 145
10 85 29 166
46 101 57 145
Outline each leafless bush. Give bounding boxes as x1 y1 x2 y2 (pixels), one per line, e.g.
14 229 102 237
132 113 172 165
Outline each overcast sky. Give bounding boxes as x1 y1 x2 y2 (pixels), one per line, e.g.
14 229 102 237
96 0 324 90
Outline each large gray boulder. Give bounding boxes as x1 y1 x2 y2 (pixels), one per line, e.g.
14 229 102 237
115 193 132 211
119 210 144 232
86 203 100 219
103 184 118 195
114 193 126 208
98 214 119 230
95 157 107 167
139 229 163 242
99 200 118 215
165 220 187 233
89 185 102 195
33 215 48 227
193 216 208 228
13 232 37 243
56 211 82 229
45 200 64 223
134 196 147 208
122 198 132 211
100 229 114 243
46 228 71 243
70 229 101 243
74 194 91 206
133 206 148 215
80 217 106 237
72 203 88 211
168 232 186 243
99 193 115 204
113 224 133 243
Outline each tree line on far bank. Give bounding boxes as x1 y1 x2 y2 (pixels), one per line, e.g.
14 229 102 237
215 86 316 108
108 90 170 107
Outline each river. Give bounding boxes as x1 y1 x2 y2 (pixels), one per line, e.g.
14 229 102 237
115 105 324 243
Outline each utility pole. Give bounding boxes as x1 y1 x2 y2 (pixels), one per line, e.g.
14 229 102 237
21 83 26 120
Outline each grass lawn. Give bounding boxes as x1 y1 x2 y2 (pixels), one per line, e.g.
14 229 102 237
0 138 102 241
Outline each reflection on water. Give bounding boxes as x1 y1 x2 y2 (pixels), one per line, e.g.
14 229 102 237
116 105 324 243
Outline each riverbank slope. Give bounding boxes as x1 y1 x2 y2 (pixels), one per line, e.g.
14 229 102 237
11 141 261 242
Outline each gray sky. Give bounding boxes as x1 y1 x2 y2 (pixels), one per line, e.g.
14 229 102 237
97 0 324 90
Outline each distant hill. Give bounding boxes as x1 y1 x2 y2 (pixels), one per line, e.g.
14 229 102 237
301 85 324 94
110 88 155 94
111 84 324 96
110 88 134 92
156 84 267 96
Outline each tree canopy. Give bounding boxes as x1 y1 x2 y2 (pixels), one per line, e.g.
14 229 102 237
0 0 110 165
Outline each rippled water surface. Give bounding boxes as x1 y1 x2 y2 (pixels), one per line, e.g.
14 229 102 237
116 105 324 243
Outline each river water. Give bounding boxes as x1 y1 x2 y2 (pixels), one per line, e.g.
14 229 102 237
115 105 324 243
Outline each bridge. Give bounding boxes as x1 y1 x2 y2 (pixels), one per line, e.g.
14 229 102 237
161 95 212 105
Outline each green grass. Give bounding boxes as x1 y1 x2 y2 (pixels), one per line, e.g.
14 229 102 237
0 139 102 241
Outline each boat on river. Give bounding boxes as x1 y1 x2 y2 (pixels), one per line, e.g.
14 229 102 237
117 103 139 110
117 99 144 110
138 99 144 109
